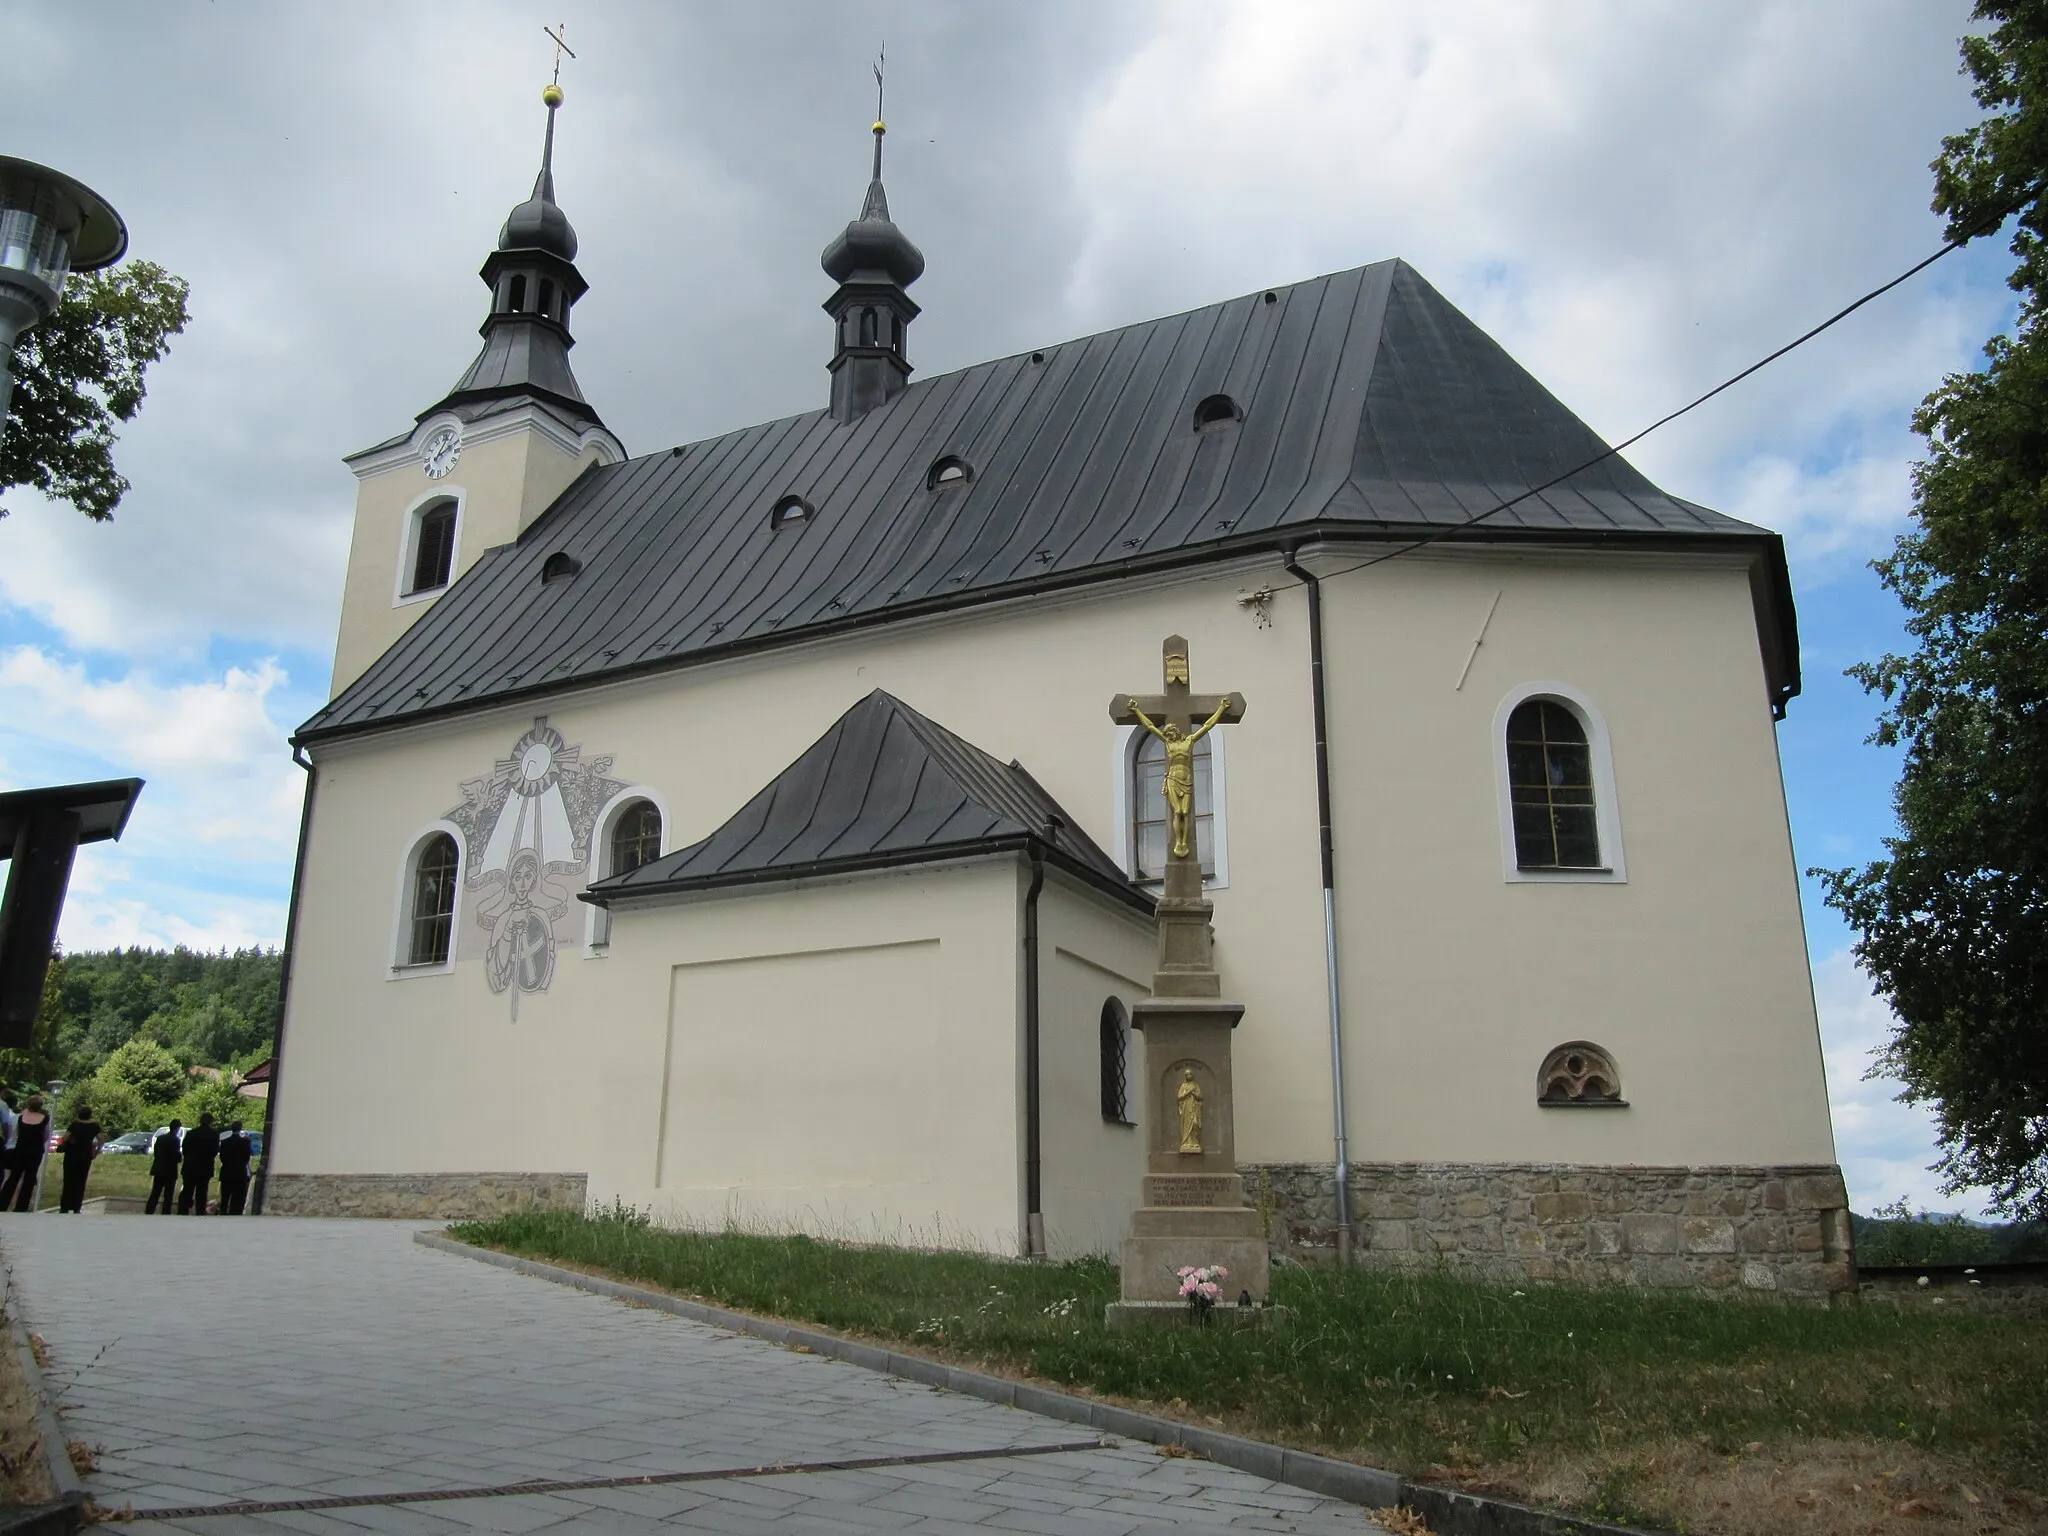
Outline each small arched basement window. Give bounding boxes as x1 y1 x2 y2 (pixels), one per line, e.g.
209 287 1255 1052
1506 698 1601 869
541 552 581 584
406 833 459 967
1538 1042 1626 1106
770 495 813 531
927 456 973 491
1100 998 1132 1124
408 502 458 595
1193 394 1242 433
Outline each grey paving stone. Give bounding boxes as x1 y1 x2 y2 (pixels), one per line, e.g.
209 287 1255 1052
0 1218 1382 1533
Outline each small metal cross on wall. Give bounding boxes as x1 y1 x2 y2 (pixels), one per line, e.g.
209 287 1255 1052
1110 636 1246 898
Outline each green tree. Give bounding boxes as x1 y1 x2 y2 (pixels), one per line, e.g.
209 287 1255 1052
78 1071 146 1135
1819 1 2048 1219
0 260 189 520
93 1035 185 1107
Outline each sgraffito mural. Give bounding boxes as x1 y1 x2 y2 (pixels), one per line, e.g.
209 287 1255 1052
444 716 625 1020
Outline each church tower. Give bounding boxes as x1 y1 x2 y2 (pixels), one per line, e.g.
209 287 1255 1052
329 82 624 695
820 107 924 423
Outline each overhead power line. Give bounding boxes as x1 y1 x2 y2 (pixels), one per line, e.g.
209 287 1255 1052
1290 204 2021 587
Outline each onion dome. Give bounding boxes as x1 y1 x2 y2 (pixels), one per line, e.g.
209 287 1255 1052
821 121 923 286
499 83 578 260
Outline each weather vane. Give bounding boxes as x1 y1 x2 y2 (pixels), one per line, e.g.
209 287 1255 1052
545 22 576 88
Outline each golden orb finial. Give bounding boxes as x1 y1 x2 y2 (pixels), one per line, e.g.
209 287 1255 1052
543 82 565 108
872 119 886 135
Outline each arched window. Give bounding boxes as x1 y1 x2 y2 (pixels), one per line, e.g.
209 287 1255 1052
1132 731 1216 881
508 273 528 313
1506 699 1600 869
538 278 556 319
591 798 663 948
859 306 878 345
1537 1042 1625 1106
610 800 663 878
408 502 458 595
406 834 459 967
1099 999 1133 1124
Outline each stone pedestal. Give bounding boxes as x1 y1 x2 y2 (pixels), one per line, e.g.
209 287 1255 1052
1106 638 1274 1327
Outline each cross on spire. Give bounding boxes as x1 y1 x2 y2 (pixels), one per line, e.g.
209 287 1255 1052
872 45 887 181
545 22 576 86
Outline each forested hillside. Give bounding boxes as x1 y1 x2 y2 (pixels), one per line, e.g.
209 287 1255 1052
3 946 280 1133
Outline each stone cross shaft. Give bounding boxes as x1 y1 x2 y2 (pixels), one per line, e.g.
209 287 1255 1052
1109 635 1245 906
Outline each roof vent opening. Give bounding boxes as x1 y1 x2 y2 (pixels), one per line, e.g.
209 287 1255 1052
1193 394 1242 434
541 552 581 584
927 455 973 492
1030 351 1045 364
771 495 814 531
1263 291 1278 304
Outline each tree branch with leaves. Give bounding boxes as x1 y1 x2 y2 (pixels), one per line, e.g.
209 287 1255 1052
0 259 189 521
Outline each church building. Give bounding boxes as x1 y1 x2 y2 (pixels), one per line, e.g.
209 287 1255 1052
265 87 1851 1294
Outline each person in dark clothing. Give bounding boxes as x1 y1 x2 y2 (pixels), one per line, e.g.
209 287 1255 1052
57 1107 101 1213
2 1096 50 1211
177 1113 220 1215
216 1122 253 1215
146 1120 183 1214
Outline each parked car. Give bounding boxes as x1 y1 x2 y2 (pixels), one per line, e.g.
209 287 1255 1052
101 1132 153 1155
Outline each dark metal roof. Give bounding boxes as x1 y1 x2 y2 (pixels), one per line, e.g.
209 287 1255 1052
303 257 1797 743
434 316 598 428
587 690 1148 913
0 778 144 852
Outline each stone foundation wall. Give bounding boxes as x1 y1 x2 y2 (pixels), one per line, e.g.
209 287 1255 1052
262 1172 587 1220
1244 1161 1854 1295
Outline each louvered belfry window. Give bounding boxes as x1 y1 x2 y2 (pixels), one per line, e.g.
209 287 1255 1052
408 834 459 966
1506 700 1601 869
411 503 457 594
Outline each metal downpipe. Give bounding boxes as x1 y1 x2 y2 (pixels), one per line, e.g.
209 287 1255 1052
1283 548 1353 1264
1023 840 1048 1259
250 745 316 1216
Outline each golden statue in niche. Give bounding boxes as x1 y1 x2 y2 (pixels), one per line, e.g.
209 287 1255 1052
1130 699 1231 860
1176 1067 1204 1153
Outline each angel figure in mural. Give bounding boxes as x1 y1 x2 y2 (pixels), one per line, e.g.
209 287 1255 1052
1129 699 1232 860
475 849 573 1021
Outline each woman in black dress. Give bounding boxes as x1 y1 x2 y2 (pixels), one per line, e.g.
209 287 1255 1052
57 1105 101 1214
4 1096 50 1211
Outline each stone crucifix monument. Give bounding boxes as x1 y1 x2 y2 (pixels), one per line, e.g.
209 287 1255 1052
1106 636 1273 1327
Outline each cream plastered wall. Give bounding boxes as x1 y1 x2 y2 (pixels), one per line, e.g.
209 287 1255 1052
330 417 616 694
586 863 1023 1248
1313 548 1833 1167
276 546 1832 1202
1035 879 1156 1256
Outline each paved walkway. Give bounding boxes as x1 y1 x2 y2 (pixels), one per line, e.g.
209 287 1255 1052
0 1218 1382 1534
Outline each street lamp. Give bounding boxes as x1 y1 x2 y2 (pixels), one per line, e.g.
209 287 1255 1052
0 156 127 434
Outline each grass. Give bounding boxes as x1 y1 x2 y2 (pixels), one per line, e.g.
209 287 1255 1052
32 1155 156 1210
453 1209 2048 1536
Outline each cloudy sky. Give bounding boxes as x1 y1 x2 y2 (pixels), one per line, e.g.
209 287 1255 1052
0 1 2013 1215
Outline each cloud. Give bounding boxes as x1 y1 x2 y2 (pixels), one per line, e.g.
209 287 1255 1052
1813 946 1989 1218
0 646 304 948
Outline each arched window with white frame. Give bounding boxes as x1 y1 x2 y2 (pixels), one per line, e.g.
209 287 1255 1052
392 825 465 975
1112 725 1230 887
396 490 464 603
587 791 667 950
1493 683 1626 883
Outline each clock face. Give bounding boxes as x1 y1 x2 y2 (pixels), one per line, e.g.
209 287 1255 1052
421 426 461 480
